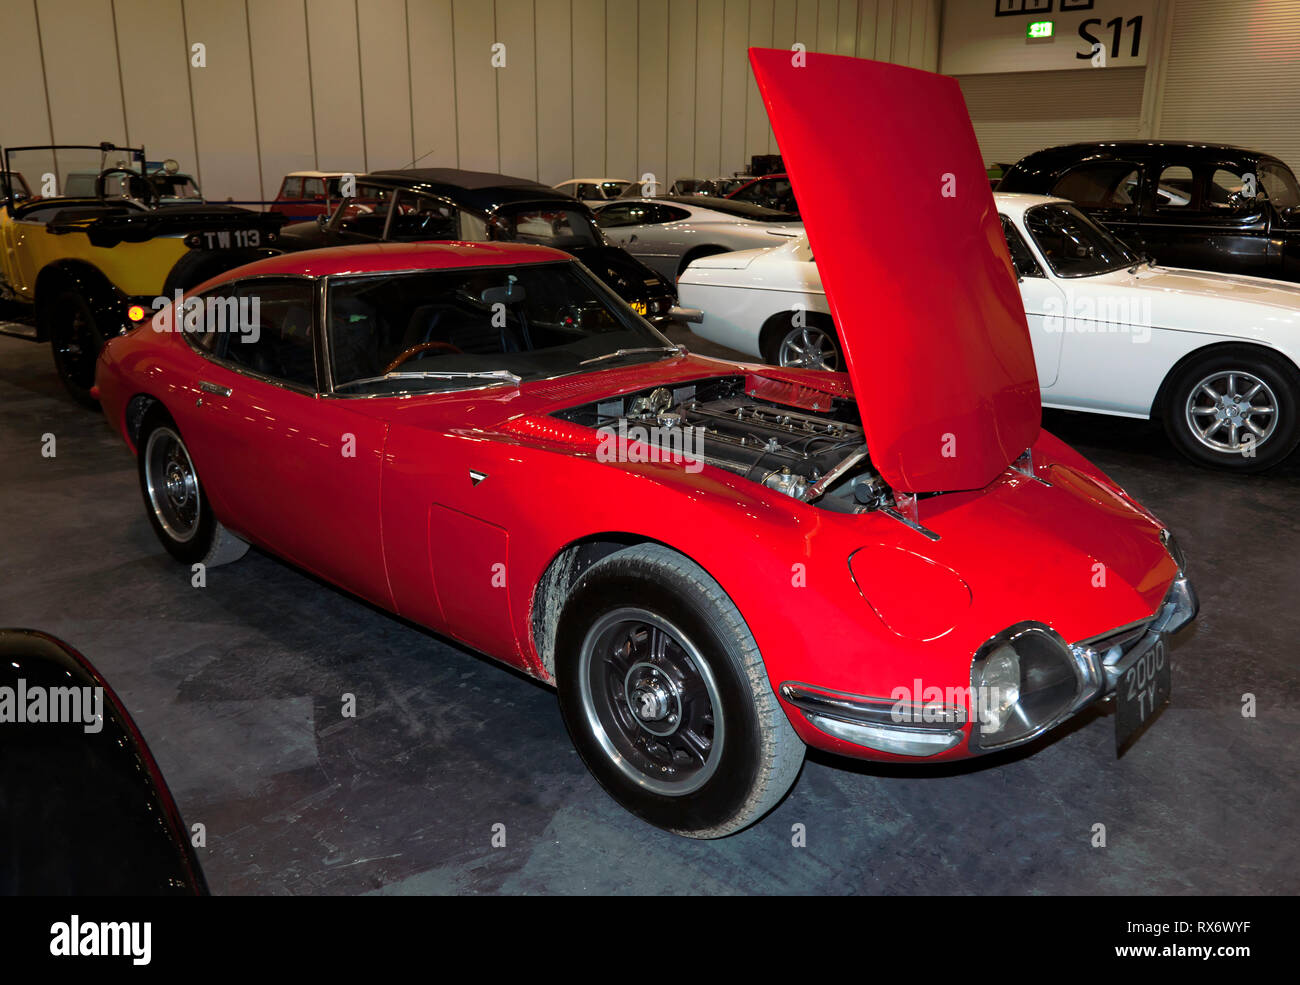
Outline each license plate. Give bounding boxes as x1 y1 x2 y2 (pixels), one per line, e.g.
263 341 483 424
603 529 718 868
630 300 647 315
1115 635 1171 753
194 229 264 250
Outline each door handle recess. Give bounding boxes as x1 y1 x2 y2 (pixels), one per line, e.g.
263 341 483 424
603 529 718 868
198 380 232 397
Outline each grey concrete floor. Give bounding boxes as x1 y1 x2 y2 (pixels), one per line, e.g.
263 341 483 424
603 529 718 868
1 328 1297 895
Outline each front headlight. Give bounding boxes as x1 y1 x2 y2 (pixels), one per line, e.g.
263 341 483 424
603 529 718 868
971 622 1082 750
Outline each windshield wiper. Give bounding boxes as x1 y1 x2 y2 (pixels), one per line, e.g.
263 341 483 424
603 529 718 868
579 346 679 367
337 369 522 391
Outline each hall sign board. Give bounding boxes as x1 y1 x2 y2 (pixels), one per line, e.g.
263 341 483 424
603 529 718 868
940 0 1157 75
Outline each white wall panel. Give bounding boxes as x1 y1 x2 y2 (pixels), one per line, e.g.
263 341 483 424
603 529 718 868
11 0 944 200
605 0 638 179
1156 0 1300 176
637 0 669 191
496 0 539 179
665 0 697 185
113 0 198 176
36 0 126 148
304 0 366 172
182 0 262 201
534 0 573 184
247 0 317 197
408 0 459 170
359 0 414 171
571 0 607 177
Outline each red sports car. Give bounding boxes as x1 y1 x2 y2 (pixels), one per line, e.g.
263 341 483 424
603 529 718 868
94 50 1196 837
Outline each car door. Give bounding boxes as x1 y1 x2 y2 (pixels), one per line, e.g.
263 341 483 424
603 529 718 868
1000 215 1065 389
178 276 392 609
1141 158 1273 276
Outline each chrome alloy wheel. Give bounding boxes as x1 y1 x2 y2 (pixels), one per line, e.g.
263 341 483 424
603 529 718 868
1184 370 1279 454
577 608 725 796
777 324 840 371
144 427 201 543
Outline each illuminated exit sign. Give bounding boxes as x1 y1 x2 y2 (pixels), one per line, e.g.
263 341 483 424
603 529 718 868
1027 20 1054 39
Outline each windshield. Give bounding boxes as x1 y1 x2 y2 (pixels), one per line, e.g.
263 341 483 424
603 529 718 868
1260 163 1300 210
3 146 143 200
151 174 202 201
327 260 672 395
487 204 602 248
1023 202 1140 277
598 181 629 198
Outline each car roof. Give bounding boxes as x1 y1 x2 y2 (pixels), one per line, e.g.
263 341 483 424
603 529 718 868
991 191 1068 218
363 167 577 211
199 241 572 285
1009 141 1284 169
286 170 354 178
558 177 627 184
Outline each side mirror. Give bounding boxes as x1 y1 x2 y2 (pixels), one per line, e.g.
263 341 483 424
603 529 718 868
317 214 329 229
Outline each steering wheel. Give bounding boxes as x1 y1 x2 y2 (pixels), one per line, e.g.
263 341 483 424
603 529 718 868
384 341 464 373
95 168 158 210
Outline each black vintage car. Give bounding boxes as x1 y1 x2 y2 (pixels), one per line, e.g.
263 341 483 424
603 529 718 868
0 629 208 895
277 168 677 322
998 142 1300 282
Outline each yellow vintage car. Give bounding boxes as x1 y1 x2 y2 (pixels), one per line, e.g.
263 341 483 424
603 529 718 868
0 142 283 405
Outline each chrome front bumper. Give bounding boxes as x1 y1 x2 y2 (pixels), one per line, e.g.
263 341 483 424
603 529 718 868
781 574 1198 759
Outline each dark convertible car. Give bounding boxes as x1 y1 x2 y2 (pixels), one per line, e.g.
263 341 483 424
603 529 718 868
998 142 1300 282
277 168 677 323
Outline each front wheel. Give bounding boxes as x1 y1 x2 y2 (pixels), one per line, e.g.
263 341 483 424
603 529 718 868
1161 347 1300 472
138 407 249 567
555 544 804 837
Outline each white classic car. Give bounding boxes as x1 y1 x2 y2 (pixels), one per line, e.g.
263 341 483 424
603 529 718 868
677 192 1300 471
553 177 631 203
592 195 804 280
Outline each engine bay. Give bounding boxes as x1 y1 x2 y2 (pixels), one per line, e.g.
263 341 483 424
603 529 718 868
552 375 892 511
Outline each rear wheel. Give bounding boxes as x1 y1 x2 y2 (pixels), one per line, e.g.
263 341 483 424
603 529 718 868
138 407 248 566
555 544 803 837
47 287 104 407
763 313 842 371
1161 347 1300 472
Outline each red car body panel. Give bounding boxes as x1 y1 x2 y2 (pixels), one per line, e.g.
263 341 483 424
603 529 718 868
95 240 1178 765
749 48 1042 494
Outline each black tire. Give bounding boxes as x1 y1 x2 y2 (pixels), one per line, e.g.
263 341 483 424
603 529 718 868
1160 346 1300 472
762 312 842 371
555 543 803 837
46 287 104 408
137 407 249 567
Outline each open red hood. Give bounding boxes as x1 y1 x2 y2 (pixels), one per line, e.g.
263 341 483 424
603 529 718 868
748 48 1040 493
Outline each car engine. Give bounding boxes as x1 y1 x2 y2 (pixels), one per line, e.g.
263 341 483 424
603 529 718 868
552 375 891 511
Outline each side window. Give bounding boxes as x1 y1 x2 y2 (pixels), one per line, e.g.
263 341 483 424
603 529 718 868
216 279 318 389
594 204 637 227
1050 162 1141 207
1154 165 1194 208
651 205 692 223
576 184 598 199
1208 166 1257 209
302 177 325 199
999 216 1043 278
280 177 303 199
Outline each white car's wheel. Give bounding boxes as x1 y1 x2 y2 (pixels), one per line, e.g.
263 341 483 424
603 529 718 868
1162 346 1300 472
769 318 841 371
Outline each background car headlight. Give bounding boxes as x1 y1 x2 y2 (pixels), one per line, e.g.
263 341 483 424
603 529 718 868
971 622 1081 750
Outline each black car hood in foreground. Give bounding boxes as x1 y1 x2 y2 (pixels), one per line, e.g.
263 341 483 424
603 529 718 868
0 629 208 895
